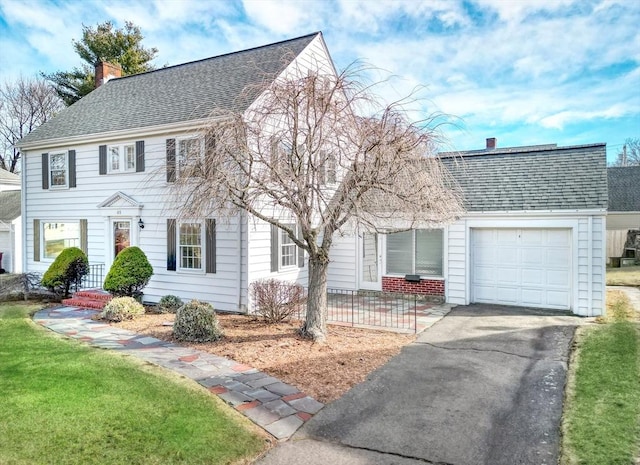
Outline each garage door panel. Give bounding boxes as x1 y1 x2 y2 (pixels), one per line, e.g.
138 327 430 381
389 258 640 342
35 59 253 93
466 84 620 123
472 228 571 310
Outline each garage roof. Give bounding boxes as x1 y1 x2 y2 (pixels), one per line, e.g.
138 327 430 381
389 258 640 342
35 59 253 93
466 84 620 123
441 143 607 212
0 190 21 222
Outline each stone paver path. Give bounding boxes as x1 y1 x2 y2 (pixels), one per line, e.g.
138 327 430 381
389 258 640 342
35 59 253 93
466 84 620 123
33 306 323 440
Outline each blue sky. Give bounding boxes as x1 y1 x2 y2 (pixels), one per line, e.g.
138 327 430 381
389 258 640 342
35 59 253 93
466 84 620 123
1 0 638 162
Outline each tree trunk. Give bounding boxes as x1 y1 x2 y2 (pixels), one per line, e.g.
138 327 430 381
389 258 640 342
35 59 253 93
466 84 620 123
301 254 329 342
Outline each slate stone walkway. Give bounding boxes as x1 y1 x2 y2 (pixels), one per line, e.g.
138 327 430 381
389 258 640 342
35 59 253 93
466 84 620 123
33 306 323 440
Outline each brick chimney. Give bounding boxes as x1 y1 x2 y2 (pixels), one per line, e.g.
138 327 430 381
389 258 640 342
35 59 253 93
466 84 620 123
486 137 497 150
95 61 122 88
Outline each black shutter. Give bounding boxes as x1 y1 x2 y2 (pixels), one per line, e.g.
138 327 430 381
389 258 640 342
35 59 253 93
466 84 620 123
205 219 216 274
68 150 76 188
99 145 107 175
166 139 176 182
33 219 40 262
167 219 176 271
297 224 304 268
136 140 145 172
41 153 49 189
270 223 279 272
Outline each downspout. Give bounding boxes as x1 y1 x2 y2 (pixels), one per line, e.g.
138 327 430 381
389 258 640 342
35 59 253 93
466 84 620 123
237 211 244 312
587 216 593 316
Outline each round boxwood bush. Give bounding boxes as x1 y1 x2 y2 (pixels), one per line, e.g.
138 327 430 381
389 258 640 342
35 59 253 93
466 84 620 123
158 295 183 314
173 300 222 342
41 247 89 298
103 246 153 297
100 296 145 322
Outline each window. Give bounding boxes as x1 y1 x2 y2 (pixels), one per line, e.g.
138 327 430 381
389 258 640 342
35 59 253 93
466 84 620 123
280 225 297 268
49 152 68 188
42 222 80 259
108 144 136 173
179 222 203 270
386 229 443 276
177 137 203 177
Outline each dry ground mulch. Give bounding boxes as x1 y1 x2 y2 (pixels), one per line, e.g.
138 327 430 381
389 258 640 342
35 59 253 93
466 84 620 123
114 313 415 403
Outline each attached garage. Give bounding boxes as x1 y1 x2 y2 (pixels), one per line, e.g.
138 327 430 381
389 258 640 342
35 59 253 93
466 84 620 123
471 228 571 310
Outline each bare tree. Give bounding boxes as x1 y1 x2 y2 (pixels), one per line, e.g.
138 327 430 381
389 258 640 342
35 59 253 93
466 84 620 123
172 64 463 341
611 137 640 166
0 76 63 173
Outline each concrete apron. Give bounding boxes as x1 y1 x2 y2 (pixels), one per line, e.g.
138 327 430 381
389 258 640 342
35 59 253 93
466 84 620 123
256 304 583 465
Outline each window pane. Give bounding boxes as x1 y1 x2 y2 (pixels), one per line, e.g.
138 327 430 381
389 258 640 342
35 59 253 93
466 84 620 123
415 229 443 276
43 222 80 259
125 145 136 170
179 223 202 269
50 153 67 186
109 147 120 171
280 226 296 267
386 231 412 274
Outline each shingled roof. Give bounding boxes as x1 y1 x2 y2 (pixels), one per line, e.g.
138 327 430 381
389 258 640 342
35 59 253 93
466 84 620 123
441 143 608 212
607 165 640 212
0 190 21 222
0 168 20 187
20 32 321 146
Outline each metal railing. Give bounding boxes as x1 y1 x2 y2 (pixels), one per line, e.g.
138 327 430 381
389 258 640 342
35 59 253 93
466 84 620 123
284 288 427 333
81 263 105 289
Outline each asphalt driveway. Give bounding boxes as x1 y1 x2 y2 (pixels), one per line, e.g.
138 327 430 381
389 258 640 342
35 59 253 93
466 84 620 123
257 304 583 465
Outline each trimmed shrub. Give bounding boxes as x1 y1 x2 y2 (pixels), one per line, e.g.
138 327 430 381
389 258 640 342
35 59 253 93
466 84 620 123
41 247 89 298
173 300 222 342
250 279 306 323
158 295 183 314
100 296 145 322
103 246 153 297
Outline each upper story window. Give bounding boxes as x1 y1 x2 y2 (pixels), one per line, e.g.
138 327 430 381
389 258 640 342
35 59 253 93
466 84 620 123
49 152 68 188
386 229 444 277
108 144 136 173
177 137 203 177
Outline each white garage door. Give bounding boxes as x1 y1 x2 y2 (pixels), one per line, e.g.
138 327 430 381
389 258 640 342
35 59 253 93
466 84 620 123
472 228 571 310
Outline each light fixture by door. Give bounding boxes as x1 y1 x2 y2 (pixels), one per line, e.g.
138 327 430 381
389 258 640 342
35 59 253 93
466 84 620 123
138 218 144 229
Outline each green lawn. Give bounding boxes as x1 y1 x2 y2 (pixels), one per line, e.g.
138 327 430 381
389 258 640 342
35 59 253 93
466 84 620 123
607 265 640 286
0 302 268 465
561 292 640 464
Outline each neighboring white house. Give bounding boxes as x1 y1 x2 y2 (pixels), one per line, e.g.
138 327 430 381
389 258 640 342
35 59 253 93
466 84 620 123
17 33 335 311
606 166 640 264
0 168 22 273
327 139 608 317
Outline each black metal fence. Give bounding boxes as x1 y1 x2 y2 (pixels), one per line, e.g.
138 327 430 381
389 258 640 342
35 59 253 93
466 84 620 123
81 263 105 289
284 288 428 333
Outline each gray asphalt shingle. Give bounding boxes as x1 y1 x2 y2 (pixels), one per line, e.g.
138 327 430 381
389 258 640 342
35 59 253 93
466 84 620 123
20 33 319 146
0 190 21 221
441 143 607 211
607 166 640 212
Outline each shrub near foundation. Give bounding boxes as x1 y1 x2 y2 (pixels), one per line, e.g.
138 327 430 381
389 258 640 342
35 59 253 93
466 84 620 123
157 295 183 314
174 300 222 342
41 247 89 298
103 246 153 297
100 297 145 322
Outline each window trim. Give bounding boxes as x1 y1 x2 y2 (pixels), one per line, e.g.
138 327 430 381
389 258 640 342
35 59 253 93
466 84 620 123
177 220 205 273
279 223 298 269
41 220 81 261
48 151 68 189
385 229 444 278
107 143 136 173
176 136 204 179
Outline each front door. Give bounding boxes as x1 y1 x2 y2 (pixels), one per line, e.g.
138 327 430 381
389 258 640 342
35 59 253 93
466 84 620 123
113 220 131 259
359 232 382 290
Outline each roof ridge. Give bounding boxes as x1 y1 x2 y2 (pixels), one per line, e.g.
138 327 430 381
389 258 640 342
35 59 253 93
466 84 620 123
439 142 607 158
108 32 322 84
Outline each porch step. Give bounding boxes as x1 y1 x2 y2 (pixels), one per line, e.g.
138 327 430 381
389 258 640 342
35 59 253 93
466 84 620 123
62 289 112 310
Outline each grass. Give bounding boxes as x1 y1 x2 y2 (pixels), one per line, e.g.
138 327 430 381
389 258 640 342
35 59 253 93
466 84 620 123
561 291 640 464
0 302 268 465
607 265 640 286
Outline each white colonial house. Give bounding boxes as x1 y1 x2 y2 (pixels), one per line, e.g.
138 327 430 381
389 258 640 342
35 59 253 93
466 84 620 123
327 139 608 317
